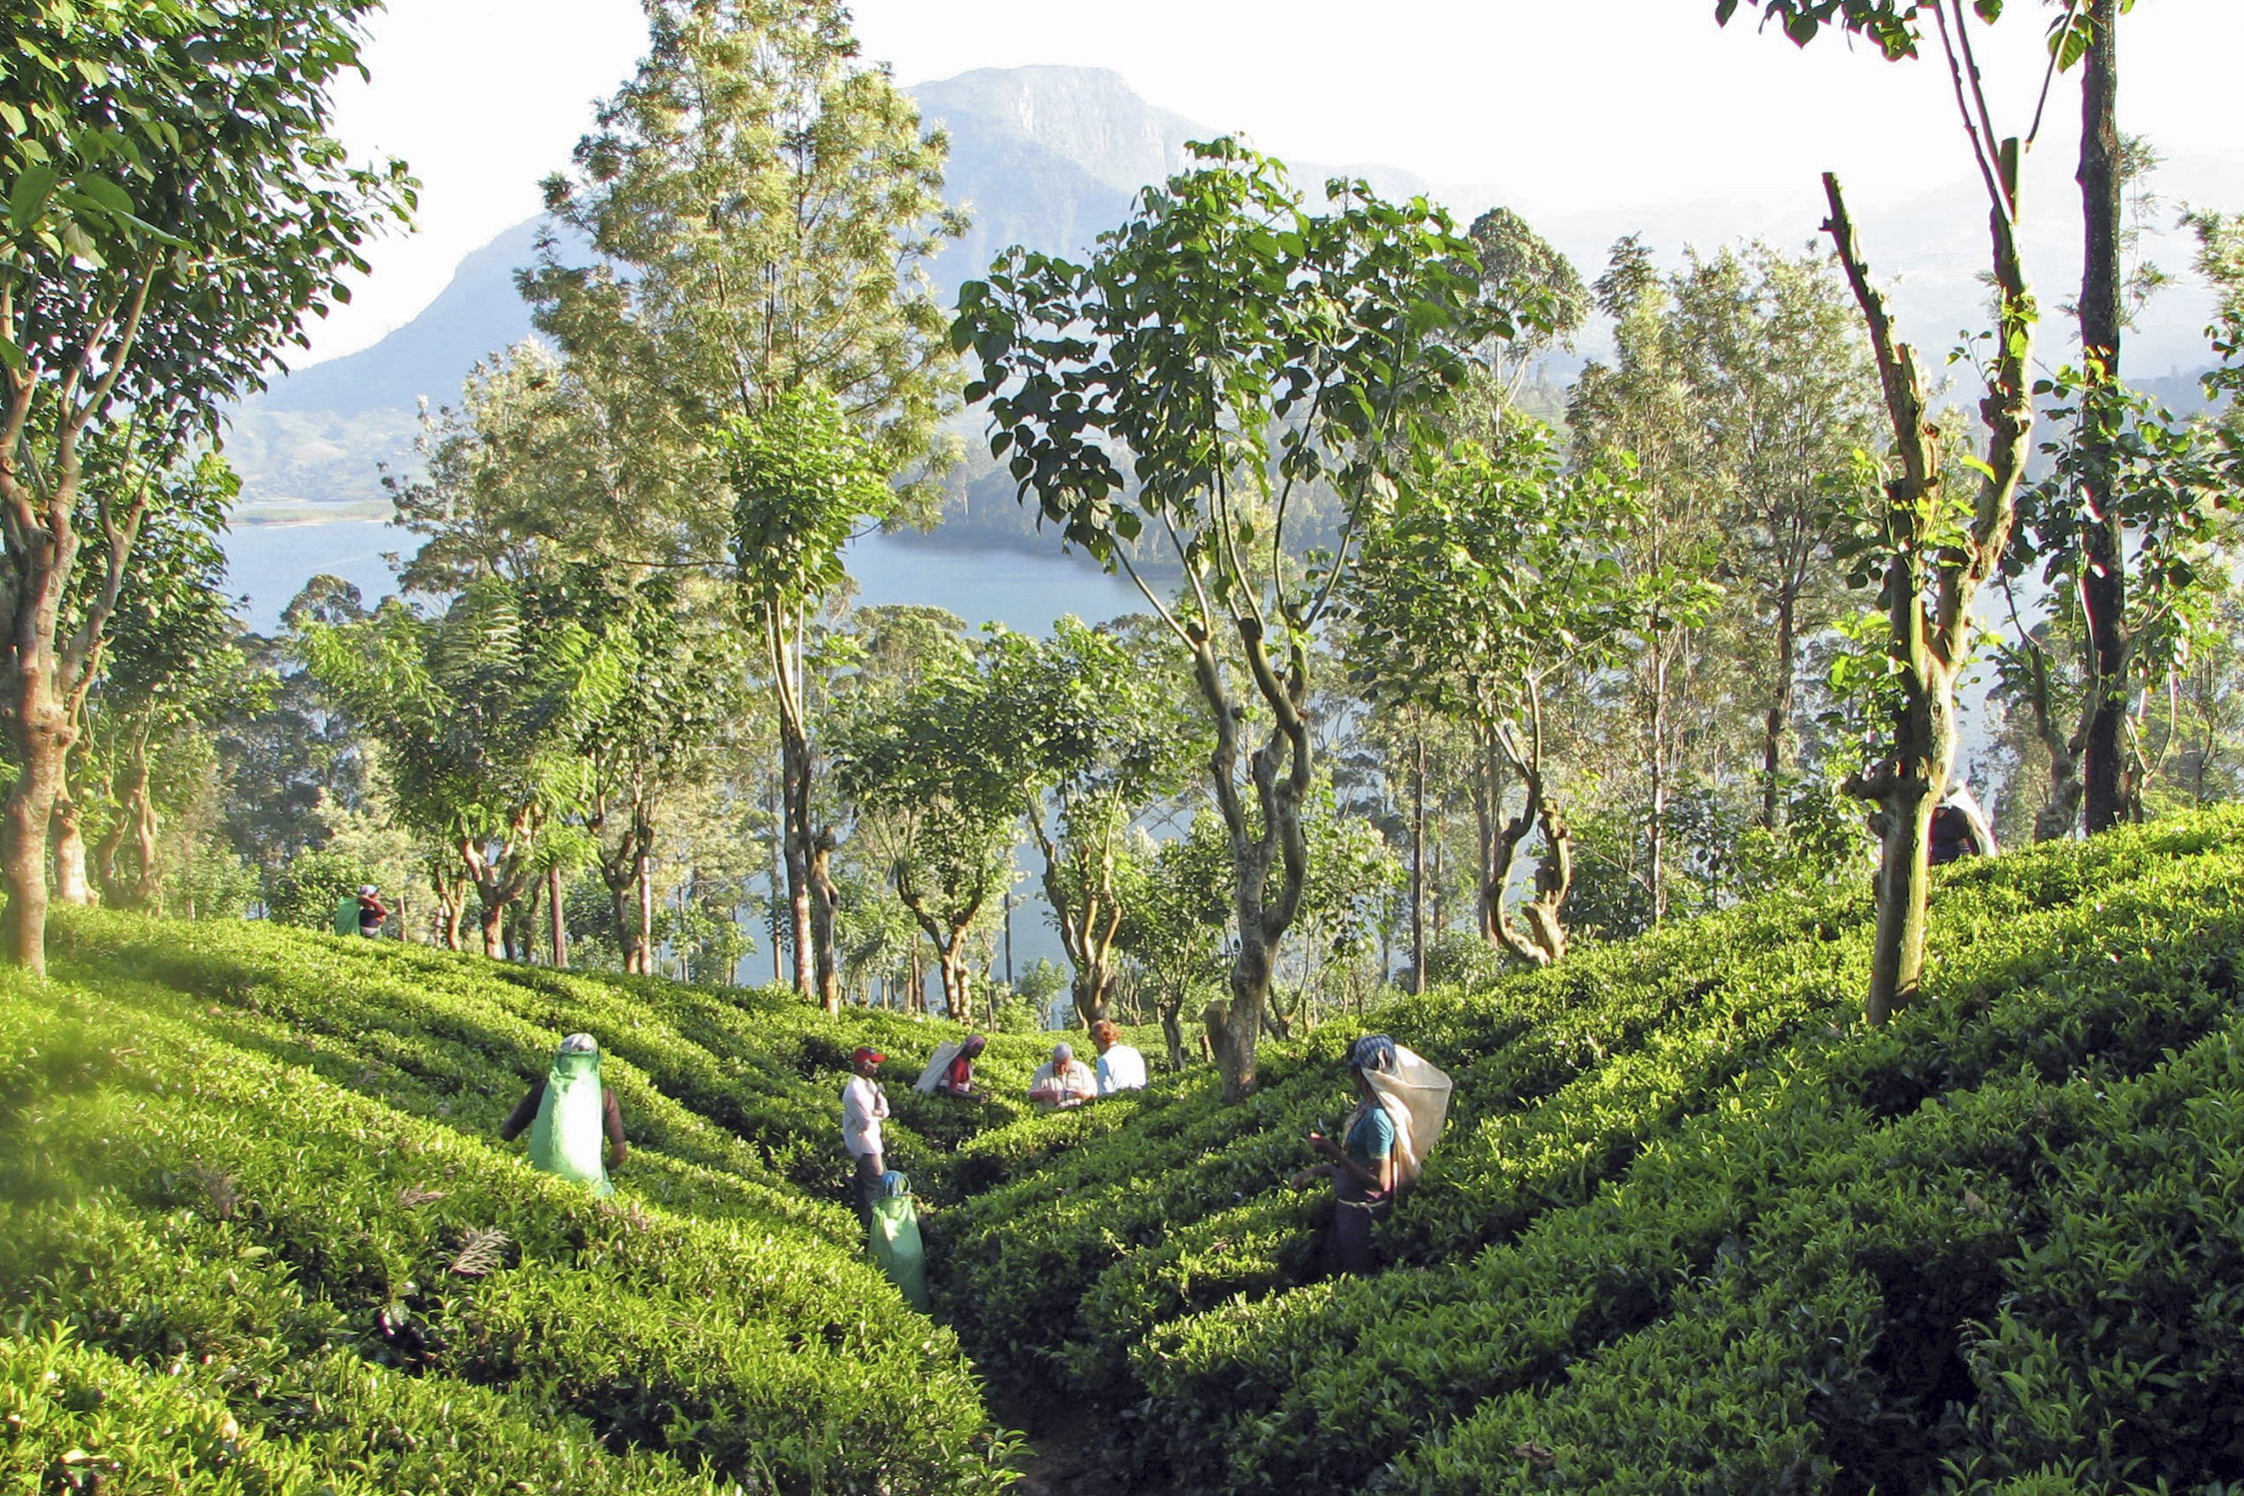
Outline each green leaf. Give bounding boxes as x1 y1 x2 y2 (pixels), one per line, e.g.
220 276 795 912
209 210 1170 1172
8 161 60 233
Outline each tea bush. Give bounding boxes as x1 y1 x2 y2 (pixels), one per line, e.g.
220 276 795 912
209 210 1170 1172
936 808 2244 1493
2 917 1033 1494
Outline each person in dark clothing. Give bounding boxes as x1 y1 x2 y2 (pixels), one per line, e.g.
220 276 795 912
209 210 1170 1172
1288 1034 1400 1275
356 884 390 937
1927 784 1997 866
500 1033 626 1195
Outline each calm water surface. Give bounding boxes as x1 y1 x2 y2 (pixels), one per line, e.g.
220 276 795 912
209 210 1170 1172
222 518 1148 636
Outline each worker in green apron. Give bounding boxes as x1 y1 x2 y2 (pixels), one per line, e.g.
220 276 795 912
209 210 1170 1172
500 1033 626 1197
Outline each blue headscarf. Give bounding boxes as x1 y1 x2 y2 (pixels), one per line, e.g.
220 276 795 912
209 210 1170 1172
1348 1033 1397 1074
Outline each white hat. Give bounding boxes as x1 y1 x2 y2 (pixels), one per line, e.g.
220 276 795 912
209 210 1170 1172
560 1033 599 1054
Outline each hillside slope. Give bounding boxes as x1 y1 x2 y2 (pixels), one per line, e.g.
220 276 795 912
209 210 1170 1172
0 916 1070 1494
931 809 2244 1495
4 812 2241 1494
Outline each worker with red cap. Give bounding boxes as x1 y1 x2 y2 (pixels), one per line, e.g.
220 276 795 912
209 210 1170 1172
841 1045 890 1225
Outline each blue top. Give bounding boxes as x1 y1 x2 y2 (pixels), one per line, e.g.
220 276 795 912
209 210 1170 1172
1344 1103 1395 1168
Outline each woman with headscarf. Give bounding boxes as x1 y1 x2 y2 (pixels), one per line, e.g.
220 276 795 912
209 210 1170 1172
936 1033 988 1097
1288 1033 1451 1274
500 1033 626 1197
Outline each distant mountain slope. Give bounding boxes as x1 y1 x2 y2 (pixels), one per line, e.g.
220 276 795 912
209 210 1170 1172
222 63 2223 514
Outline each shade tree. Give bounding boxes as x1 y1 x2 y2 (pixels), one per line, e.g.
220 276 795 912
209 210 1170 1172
0 0 412 971
830 645 1023 1021
299 576 628 958
956 138 1481 1099
1712 0 2089 1022
981 617 1202 1028
528 0 964 1005
1346 424 1707 968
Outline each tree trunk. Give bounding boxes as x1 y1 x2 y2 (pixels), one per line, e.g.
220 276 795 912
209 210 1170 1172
548 864 567 969
1647 644 1670 924
2077 0 2128 836
1409 727 1427 994
2 669 70 975
1822 171 2032 1026
1481 701 1571 969
779 723 816 997
51 783 93 907
636 849 655 976
1195 615 1313 1103
1762 588 1800 831
131 772 161 912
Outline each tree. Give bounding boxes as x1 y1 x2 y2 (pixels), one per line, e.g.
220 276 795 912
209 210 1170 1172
0 0 411 971
1113 817 1232 1070
1462 206 1590 409
957 138 1480 1099
1715 0 2080 1023
983 617 1200 1027
1667 242 1884 829
216 577 373 887
301 577 625 958
1347 425 1701 967
1568 237 1734 924
1996 375 2220 836
831 649 1022 1020
723 387 896 1008
70 451 259 911
526 0 963 1004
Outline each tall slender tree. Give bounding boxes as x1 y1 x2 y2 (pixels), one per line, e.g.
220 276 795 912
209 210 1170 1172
958 139 1479 1099
1714 0 2094 1021
526 0 962 1006
0 0 411 971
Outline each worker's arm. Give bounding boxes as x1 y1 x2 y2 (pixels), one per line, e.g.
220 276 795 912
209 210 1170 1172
498 1082 542 1141
604 1089 628 1171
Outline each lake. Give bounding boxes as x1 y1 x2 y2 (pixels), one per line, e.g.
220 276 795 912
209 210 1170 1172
221 517 1151 636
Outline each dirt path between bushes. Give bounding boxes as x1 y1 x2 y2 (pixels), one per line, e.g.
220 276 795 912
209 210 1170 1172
996 1393 1177 1496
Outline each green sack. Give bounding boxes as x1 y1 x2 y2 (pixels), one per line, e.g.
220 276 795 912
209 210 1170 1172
333 895 359 936
528 1048 613 1197
868 1172 930 1312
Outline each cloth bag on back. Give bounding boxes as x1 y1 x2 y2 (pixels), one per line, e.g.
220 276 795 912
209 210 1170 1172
529 1044 614 1198
868 1171 931 1311
912 1040 964 1095
1365 1045 1453 1189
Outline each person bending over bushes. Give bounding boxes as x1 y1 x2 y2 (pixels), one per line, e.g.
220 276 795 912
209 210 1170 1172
1028 1041 1098 1109
1288 1034 1453 1274
500 1033 627 1197
913 1033 988 1098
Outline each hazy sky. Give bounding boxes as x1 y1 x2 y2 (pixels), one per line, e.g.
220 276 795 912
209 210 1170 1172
306 0 2244 367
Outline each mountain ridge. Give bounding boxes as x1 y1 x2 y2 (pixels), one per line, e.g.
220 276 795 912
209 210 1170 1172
224 63 2223 514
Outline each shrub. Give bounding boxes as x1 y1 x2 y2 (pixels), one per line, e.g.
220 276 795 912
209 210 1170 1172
264 845 372 930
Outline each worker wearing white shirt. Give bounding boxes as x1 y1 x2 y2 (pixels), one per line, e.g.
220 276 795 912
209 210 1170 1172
1028 1041 1098 1109
841 1045 890 1224
1091 1020 1148 1095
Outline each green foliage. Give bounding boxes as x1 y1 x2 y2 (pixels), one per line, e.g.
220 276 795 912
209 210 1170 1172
167 844 262 921
5 909 1043 1493
932 809 2244 1493
0 0 413 395
724 387 897 605
264 845 372 931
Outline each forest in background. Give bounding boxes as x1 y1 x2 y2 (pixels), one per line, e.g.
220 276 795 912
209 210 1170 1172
2 0 2241 1090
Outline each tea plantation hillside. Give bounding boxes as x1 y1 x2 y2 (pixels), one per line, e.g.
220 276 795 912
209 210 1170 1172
1 912 1074 1495
932 809 2244 1495
4 811 2242 1495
